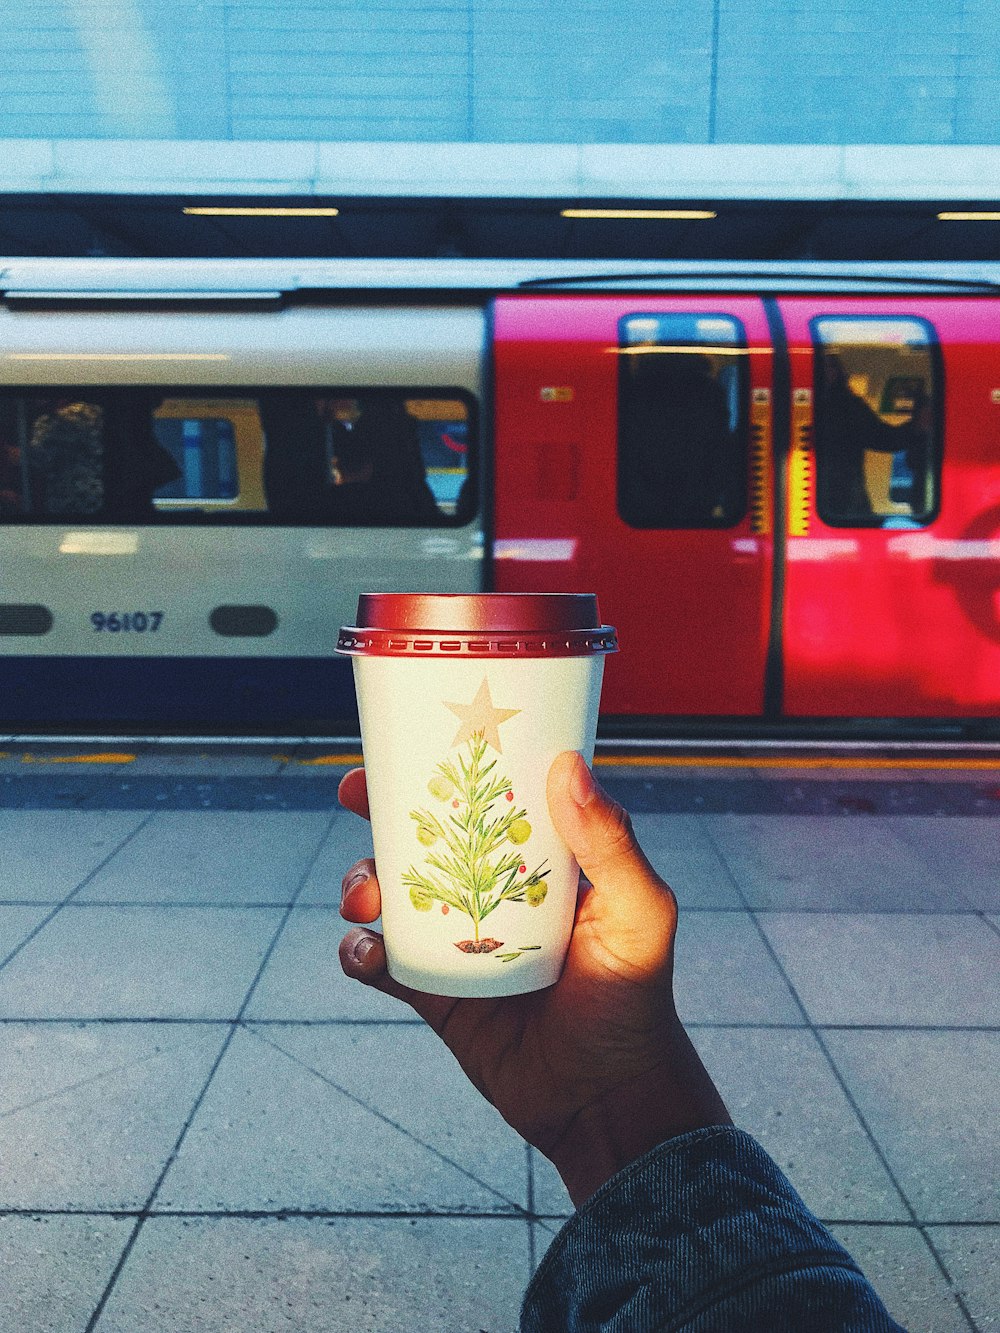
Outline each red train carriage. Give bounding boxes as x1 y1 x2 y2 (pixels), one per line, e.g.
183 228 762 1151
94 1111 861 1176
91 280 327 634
494 290 1000 731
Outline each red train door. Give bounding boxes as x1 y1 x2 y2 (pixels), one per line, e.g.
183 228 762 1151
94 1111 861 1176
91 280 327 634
777 296 1000 718
492 296 775 717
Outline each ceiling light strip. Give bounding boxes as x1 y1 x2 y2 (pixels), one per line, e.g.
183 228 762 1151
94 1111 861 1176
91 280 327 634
6 353 230 361
561 208 717 220
183 206 340 217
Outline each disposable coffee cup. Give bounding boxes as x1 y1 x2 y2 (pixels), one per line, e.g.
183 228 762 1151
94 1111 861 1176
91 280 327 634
336 593 618 998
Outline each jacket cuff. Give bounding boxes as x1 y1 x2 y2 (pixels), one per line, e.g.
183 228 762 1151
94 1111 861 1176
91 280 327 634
522 1126 866 1331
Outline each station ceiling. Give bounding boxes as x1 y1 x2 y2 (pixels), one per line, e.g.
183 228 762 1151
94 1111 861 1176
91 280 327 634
0 195 998 262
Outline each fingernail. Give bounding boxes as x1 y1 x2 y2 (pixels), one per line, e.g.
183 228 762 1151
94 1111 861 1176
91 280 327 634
341 867 369 903
353 935 376 964
570 757 596 808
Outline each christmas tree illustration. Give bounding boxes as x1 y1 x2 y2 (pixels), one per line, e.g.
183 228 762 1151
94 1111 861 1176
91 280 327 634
402 677 550 961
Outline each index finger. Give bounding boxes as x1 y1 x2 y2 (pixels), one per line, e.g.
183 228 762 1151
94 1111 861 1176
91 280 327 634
338 766 370 821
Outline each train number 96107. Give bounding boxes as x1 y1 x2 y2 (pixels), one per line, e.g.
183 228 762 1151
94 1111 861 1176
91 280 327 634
91 612 164 633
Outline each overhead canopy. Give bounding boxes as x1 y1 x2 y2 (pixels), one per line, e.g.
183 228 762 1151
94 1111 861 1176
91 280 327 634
3 190 1000 263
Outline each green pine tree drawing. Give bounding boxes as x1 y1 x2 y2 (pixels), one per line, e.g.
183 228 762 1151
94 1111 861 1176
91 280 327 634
403 731 550 960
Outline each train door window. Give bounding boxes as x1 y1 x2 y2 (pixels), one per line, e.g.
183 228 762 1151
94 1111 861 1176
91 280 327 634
812 317 939 528
617 313 748 528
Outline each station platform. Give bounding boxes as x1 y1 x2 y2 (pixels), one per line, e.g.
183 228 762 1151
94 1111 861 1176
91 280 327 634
0 740 997 1332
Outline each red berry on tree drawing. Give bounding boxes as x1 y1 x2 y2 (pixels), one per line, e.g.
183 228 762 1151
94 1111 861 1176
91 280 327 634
404 729 549 960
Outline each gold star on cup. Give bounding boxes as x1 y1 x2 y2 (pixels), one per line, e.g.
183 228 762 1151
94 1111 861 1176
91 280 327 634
444 677 521 753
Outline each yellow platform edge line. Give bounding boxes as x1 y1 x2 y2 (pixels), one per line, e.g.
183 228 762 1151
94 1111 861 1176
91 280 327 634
285 753 1000 771
294 754 364 766
20 752 137 765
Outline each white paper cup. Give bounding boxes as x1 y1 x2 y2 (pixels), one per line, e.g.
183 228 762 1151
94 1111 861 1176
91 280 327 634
336 593 618 998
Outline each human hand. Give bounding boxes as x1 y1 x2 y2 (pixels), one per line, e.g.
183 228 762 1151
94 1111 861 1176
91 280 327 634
338 751 730 1207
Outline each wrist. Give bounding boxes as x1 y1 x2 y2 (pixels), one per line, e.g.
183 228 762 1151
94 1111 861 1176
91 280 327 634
549 1029 732 1209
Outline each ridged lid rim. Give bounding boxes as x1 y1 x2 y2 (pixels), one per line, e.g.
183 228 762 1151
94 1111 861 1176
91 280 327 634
336 626 618 658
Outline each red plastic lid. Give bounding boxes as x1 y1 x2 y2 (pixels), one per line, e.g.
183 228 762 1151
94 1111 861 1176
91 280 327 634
337 592 618 658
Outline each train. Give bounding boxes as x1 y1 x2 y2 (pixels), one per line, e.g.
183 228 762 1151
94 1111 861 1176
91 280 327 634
2 255 1000 737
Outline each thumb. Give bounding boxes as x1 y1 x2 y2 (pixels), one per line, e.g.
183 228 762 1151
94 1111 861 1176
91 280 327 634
547 751 677 965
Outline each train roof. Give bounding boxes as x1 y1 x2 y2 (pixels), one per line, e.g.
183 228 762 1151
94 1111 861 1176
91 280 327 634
3 257 1000 301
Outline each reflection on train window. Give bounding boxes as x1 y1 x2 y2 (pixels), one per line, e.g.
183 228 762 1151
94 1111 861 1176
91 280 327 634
617 313 748 528
154 419 238 502
152 399 265 512
0 388 475 526
313 394 471 521
0 392 180 521
812 317 939 528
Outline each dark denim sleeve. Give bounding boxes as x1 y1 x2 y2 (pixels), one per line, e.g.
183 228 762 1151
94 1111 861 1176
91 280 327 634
521 1126 907 1332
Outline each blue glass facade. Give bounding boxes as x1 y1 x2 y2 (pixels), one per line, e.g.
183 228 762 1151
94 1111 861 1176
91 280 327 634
0 0 997 146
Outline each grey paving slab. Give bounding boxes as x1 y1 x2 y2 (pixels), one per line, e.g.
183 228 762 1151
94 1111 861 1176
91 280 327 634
530 1147 574 1218
0 905 54 958
608 776 999 817
601 776 777 815
821 1030 1000 1222
673 912 804 1025
827 1224 970 1333
78 810 332 904
0 773 342 813
0 1023 227 1209
157 1024 531 1214
0 810 148 902
0 906 283 1018
98 1215 530 1333
690 1028 908 1221
891 817 1000 911
597 762 761 783
795 780 1000 816
530 1216 565 1260
297 816 375 905
628 813 744 909
755 765 994 784
759 913 1000 1026
0 1215 133 1333
127 745 290 775
245 909 405 1022
704 814 973 911
927 1226 1000 1331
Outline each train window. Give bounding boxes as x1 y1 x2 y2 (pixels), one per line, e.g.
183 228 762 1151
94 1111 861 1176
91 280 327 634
617 313 748 528
0 387 476 526
0 395 108 518
812 317 939 528
0 392 185 520
312 394 472 521
152 402 254 511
